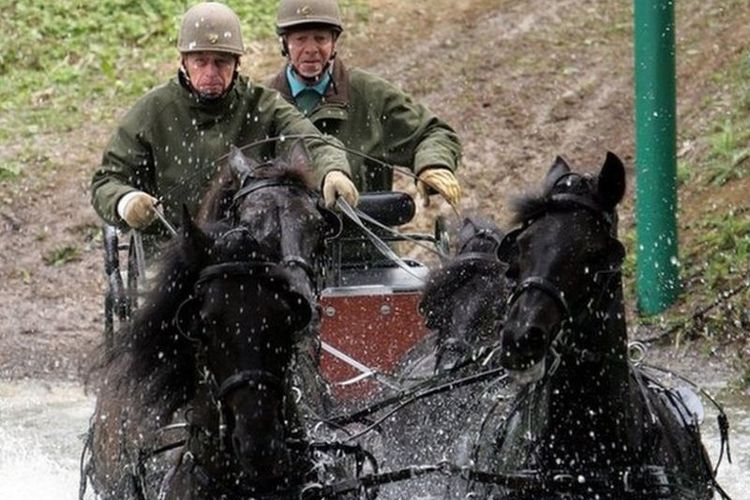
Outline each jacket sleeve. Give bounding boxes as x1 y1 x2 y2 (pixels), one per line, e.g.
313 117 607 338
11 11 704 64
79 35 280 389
372 75 462 176
91 101 154 228
260 87 351 188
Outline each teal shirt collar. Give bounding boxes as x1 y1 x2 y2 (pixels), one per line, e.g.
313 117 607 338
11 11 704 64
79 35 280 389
286 65 331 97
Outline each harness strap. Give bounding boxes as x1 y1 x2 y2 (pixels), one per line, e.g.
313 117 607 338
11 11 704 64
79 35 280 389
232 178 310 207
319 340 402 390
282 255 316 283
508 276 570 319
311 461 684 497
217 369 285 400
348 201 449 259
454 251 499 263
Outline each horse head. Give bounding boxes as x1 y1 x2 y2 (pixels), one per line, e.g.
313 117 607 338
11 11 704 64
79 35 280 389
420 216 510 371
498 152 626 376
174 210 313 485
199 141 341 302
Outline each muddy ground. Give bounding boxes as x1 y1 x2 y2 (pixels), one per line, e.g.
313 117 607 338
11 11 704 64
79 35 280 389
0 0 748 384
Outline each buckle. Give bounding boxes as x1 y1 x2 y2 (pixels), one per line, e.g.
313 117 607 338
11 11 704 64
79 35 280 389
552 473 575 491
623 469 633 493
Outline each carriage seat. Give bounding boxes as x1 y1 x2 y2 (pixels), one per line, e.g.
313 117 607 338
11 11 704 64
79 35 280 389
349 191 415 227
318 192 433 401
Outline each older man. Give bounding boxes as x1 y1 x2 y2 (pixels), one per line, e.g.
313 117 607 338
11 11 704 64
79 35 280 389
266 0 462 209
92 1 357 239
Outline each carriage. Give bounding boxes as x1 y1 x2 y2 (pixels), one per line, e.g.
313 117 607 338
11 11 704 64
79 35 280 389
102 189 449 404
90 147 731 499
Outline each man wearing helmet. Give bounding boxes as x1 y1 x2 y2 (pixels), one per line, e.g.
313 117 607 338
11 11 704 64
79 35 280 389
266 0 462 209
91 2 358 241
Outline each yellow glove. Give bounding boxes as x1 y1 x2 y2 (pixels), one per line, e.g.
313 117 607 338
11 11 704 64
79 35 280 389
417 168 461 208
322 171 359 208
121 192 158 230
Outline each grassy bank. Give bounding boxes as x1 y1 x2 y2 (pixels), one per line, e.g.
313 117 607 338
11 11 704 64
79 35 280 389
0 0 363 178
628 26 750 386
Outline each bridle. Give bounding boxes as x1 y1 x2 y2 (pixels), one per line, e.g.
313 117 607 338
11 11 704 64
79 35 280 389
185 259 307 398
172 258 310 497
230 174 333 288
503 188 624 369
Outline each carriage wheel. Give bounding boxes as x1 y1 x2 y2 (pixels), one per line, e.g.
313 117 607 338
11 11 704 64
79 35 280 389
102 225 133 350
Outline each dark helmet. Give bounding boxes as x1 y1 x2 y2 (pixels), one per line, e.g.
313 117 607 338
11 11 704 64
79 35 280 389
276 0 344 35
178 2 245 56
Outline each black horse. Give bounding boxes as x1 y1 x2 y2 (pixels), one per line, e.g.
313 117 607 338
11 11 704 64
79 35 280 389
359 217 513 499
82 143 348 499
420 216 511 371
468 153 721 499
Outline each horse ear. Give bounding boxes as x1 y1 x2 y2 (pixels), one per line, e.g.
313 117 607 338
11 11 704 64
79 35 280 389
544 156 571 191
180 205 211 262
228 144 255 179
457 217 475 246
288 140 312 171
496 228 521 279
597 152 626 210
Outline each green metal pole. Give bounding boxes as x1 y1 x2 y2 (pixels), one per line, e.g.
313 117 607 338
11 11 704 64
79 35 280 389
633 0 680 314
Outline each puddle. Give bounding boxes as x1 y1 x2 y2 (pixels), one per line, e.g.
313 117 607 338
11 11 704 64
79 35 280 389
0 379 747 499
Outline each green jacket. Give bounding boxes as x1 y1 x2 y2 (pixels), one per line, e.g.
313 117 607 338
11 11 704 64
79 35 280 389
91 73 350 233
265 60 462 192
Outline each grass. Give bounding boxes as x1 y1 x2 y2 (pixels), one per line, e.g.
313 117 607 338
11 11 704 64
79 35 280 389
0 0 362 143
43 245 82 266
626 44 750 365
705 119 750 186
691 209 750 287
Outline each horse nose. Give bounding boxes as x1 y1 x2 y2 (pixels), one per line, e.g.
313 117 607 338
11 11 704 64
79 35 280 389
501 324 550 371
232 432 290 476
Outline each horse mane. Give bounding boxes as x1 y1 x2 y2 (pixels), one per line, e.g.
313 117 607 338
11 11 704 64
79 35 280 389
421 216 508 331
198 145 317 224
510 171 598 225
90 220 249 416
421 257 508 330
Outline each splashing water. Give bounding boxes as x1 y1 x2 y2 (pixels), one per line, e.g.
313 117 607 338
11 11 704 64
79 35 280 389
0 379 747 499
0 381 94 500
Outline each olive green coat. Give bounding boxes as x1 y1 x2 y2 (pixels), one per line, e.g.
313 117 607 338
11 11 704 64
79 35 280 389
91 73 350 233
265 61 462 192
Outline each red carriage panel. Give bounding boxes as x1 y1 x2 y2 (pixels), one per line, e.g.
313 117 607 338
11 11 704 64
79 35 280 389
319 283 430 401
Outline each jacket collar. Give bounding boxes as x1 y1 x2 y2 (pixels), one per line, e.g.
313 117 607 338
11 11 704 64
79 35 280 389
286 65 331 97
270 59 350 107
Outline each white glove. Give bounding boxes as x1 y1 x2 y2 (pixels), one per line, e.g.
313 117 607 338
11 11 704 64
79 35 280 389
322 171 359 208
119 192 158 229
417 168 462 208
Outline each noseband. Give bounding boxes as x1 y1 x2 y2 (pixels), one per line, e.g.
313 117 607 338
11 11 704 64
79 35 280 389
505 189 622 364
507 276 571 320
183 260 305 401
